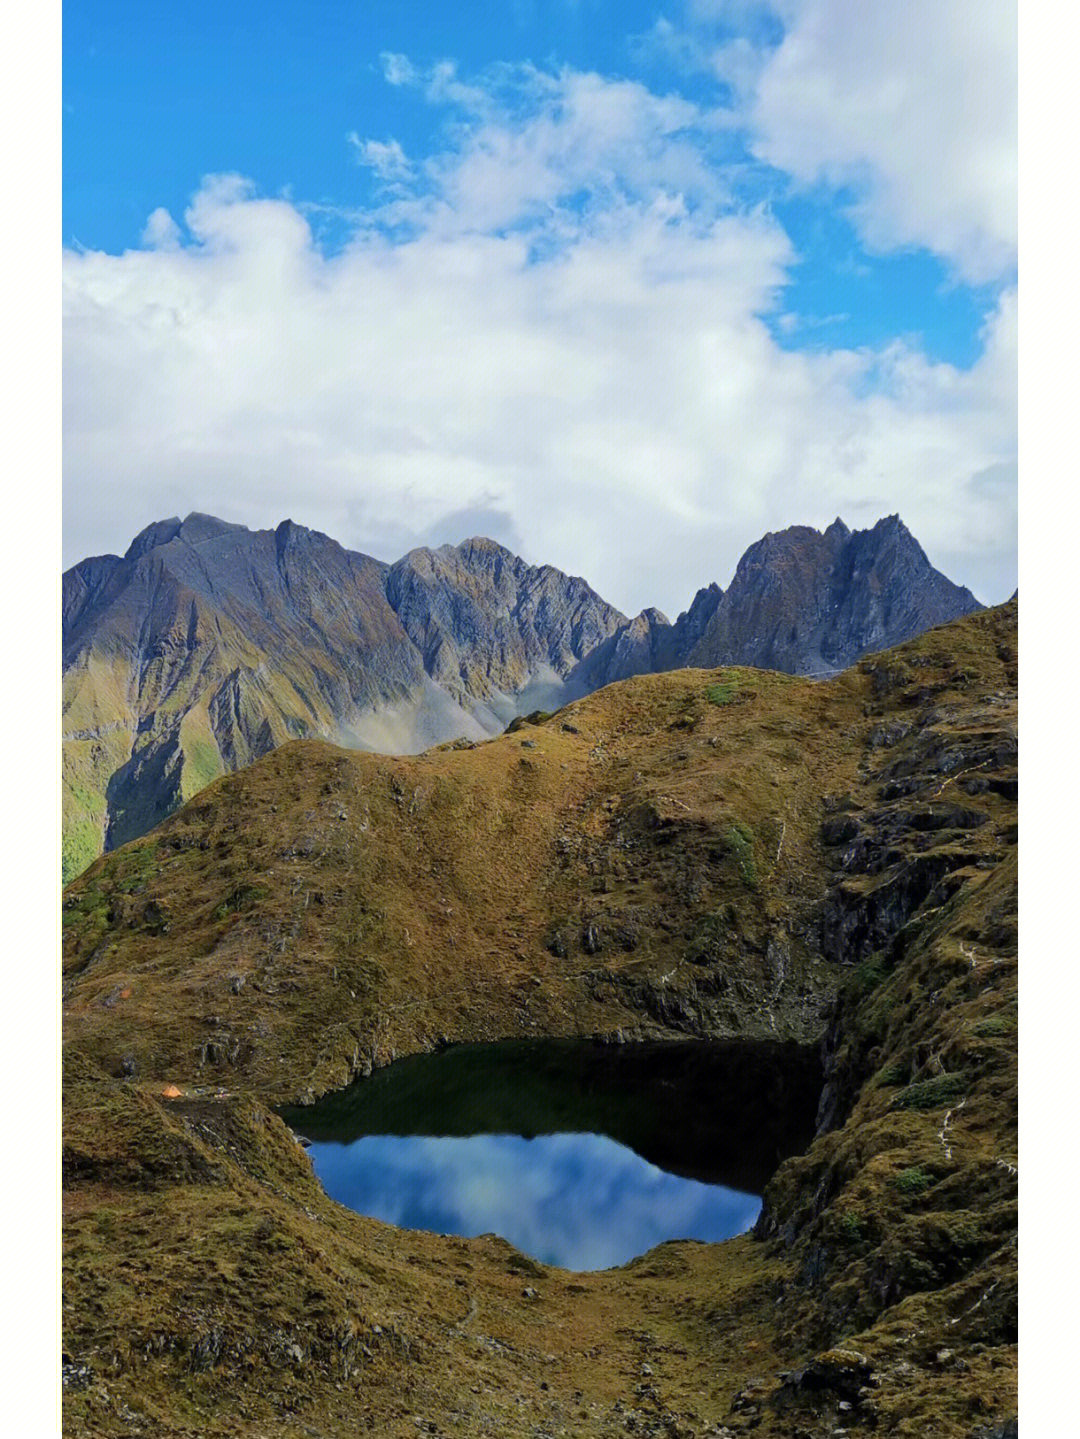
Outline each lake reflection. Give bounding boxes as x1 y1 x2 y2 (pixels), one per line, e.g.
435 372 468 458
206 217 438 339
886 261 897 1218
283 1037 820 1271
308 1130 761 1270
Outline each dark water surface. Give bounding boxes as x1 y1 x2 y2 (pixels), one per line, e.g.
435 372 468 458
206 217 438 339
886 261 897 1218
281 1037 820 1271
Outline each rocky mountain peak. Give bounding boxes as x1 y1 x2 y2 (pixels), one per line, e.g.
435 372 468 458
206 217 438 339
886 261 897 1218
122 513 251 564
675 582 724 638
124 517 183 562
687 516 980 674
384 537 625 706
637 607 670 629
273 517 336 563
873 511 904 532
177 512 248 546
454 535 518 564
573 517 982 690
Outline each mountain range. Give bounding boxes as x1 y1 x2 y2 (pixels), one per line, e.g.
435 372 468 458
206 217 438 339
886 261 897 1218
62 511 980 880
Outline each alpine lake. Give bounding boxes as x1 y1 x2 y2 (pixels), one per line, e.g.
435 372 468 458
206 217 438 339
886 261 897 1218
279 1037 821 1271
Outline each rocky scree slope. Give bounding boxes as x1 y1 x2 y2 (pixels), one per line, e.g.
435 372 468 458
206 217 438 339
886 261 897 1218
62 516 624 882
62 601 1016 1437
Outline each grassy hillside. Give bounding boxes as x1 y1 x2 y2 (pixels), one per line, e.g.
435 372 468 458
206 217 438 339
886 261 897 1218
62 600 1017 1437
63 658 862 1099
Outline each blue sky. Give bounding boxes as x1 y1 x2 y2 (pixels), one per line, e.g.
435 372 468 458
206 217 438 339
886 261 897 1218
64 1 683 249
63 0 1017 610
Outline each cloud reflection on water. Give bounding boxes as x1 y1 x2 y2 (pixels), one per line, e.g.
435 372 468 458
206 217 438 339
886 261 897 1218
308 1130 761 1270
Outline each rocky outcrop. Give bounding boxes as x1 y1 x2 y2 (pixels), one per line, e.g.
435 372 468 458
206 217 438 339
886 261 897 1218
571 516 982 689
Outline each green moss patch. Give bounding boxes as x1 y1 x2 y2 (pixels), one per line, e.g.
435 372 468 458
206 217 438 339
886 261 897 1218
706 680 740 706
723 822 758 888
891 1072 969 1111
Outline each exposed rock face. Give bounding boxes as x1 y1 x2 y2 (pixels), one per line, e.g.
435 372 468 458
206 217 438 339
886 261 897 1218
568 606 674 690
384 537 624 714
62 516 625 880
571 516 982 689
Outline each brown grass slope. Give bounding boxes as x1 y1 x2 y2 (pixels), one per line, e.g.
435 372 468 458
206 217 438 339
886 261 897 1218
64 660 855 1100
62 600 1017 1437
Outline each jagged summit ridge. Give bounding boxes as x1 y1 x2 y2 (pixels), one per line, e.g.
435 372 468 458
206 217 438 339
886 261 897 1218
385 537 622 705
572 514 981 689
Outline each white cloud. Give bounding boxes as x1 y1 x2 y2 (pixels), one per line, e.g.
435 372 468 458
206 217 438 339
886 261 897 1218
745 0 1017 283
63 63 1016 611
347 134 414 182
378 62 723 238
642 3 1016 283
141 207 182 250
380 51 418 87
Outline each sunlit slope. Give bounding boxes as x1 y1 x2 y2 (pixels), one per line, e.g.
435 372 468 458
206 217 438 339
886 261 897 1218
63 661 850 1093
64 602 1016 1108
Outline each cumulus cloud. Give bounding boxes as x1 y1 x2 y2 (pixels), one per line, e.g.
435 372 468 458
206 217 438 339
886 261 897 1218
641 3 1015 284
63 60 1016 611
744 1 1016 283
141 207 182 250
375 60 725 238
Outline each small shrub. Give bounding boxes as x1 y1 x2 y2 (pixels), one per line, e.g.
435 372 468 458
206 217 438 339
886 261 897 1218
853 958 888 993
893 1166 934 1195
972 1013 1015 1038
506 711 553 734
876 1063 909 1088
891 1072 968 1111
837 1211 864 1243
506 1252 545 1279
